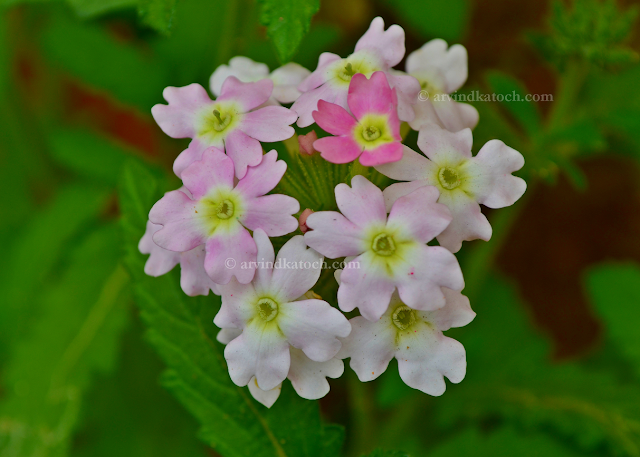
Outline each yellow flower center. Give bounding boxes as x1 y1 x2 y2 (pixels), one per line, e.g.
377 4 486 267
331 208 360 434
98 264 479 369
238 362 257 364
257 298 279 322
392 305 416 331
438 167 461 190
372 233 396 256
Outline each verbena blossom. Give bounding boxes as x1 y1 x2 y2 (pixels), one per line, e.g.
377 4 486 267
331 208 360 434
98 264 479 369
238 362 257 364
151 77 297 179
217 327 344 407
339 288 475 395
210 56 311 105
312 72 405 166
291 17 420 127
404 39 479 132
213 230 351 391
149 148 299 285
376 124 526 253
304 175 464 321
139 220 219 296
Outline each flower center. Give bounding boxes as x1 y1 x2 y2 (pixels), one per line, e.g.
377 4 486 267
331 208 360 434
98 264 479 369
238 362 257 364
338 62 357 81
372 233 396 256
362 125 381 141
438 167 461 190
392 305 416 331
214 199 235 220
212 109 233 132
257 298 279 322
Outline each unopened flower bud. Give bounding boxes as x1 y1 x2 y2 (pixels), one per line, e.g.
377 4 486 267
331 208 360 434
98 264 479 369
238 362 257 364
299 208 314 233
298 131 319 156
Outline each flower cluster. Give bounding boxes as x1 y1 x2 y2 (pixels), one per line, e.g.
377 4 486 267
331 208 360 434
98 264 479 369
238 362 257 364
141 17 526 407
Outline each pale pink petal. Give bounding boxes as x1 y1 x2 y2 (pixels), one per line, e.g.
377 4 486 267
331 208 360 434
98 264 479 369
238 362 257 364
235 150 286 201
298 131 319 155
381 181 429 212
251 229 275 293
139 221 180 276
385 71 421 122
297 52 341 93
314 136 362 164
335 175 387 228
210 57 270 96
339 315 395 381
292 83 344 127
279 299 351 362
288 348 343 400
180 147 234 200
396 330 466 396
241 195 299 236
151 84 212 138
436 192 492 253
375 144 434 181
304 211 365 258
348 72 396 119
270 63 310 103
149 190 205 252
216 328 242 344
386 186 451 243
173 139 223 178
417 124 473 163
224 322 290 390
406 40 468 93
312 99 358 135
214 279 258 328
408 99 446 131
338 254 395 320
355 17 405 68
241 106 297 141
432 99 479 132
394 244 464 311
217 76 273 112
179 245 220 296
270 236 323 302
466 140 527 208
224 130 264 180
205 227 257 284
247 377 282 408
358 141 403 166
423 288 475 332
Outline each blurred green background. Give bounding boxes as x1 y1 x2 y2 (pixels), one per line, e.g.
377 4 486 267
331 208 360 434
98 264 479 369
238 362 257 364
1 0 640 456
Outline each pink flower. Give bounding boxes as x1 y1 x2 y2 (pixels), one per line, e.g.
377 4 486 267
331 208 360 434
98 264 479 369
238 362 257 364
312 72 405 166
151 77 298 179
149 147 299 285
304 175 464 321
291 17 420 127
376 124 526 252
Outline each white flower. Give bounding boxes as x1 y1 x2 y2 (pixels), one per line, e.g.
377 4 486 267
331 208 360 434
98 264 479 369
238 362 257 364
339 289 475 396
376 124 526 253
213 229 351 391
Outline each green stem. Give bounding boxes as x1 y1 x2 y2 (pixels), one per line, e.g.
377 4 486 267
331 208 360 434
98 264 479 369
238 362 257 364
546 60 589 130
346 371 376 457
217 0 239 65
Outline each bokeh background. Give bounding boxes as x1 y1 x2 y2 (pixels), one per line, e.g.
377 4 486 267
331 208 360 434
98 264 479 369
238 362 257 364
1 0 640 456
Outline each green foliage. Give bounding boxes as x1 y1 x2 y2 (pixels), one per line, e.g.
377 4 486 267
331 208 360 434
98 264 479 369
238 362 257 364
66 0 137 18
378 0 469 41
259 0 319 63
586 264 640 379
138 0 178 35
0 224 131 456
362 449 410 457
118 160 345 457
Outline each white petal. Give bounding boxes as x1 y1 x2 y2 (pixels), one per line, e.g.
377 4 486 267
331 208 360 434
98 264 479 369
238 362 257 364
179 245 220 296
288 348 343 400
375 145 434 181
216 328 242 345
417 124 473 164
247 377 282 408
335 175 387 228
270 63 311 103
435 191 492 253
406 39 468 93
304 211 366 259
270 235 323 302
339 316 395 382
210 56 269 96
382 181 430 212
139 221 180 276
214 279 257 329
252 229 275 294
432 99 479 132
423 288 475 331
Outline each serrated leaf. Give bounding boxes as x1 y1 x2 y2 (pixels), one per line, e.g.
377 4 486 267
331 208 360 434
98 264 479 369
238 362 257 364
138 0 178 35
118 160 344 457
259 0 319 63
586 263 640 378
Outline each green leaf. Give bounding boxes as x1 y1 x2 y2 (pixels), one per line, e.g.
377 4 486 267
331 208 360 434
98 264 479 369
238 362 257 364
361 449 410 457
586 263 640 378
66 0 138 18
118 160 344 457
0 224 130 456
138 0 179 35
259 0 319 63
379 0 468 41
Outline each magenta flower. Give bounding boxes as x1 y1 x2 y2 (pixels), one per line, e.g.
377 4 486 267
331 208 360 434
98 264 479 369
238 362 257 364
312 72 405 166
151 77 297 179
149 147 299 285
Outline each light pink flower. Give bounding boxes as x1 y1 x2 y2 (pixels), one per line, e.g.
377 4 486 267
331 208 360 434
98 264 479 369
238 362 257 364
298 130 319 155
312 72 405 166
151 77 297 179
217 328 344 407
291 17 420 127
376 124 526 253
139 220 220 296
339 289 475 395
213 230 351 391
304 175 464 321
149 148 299 285
405 39 479 132
209 57 311 105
